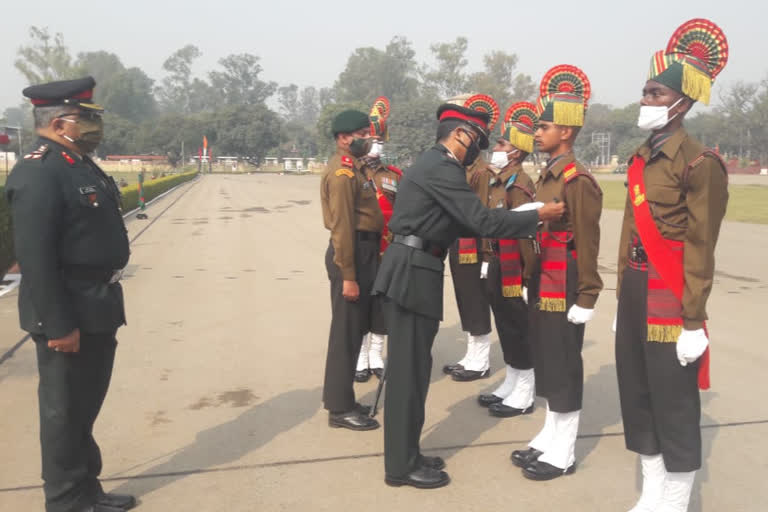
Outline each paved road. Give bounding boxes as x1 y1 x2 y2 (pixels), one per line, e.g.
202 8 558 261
1 174 766 511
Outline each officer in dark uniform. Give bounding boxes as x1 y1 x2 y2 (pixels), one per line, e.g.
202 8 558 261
320 110 384 431
372 104 564 489
4 77 135 512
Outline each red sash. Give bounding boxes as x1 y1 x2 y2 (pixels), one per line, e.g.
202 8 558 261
499 239 522 297
538 231 574 312
458 238 479 264
377 193 394 253
627 156 710 390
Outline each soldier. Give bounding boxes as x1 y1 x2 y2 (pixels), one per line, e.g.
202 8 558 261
320 109 384 430
477 102 539 418
616 19 729 512
373 103 564 489
4 77 135 512
355 97 401 383
510 65 603 481
442 94 498 382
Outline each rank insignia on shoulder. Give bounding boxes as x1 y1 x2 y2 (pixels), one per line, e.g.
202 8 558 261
335 168 355 178
341 155 354 168
61 151 76 165
563 164 578 182
23 144 49 160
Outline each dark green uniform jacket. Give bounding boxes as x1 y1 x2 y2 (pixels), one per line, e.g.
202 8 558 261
373 144 539 321
5 137 130 338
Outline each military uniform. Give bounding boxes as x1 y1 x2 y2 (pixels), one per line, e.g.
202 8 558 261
354 97 400 382
5 78 131 512
443 94 502 382
481 164 538 414
445 156 493 376
617 19 730 512
514 65 603 481
320 146 383 414
373 103 540 486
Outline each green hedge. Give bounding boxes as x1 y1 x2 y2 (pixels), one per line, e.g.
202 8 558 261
120 171 198 212
0 186 13 276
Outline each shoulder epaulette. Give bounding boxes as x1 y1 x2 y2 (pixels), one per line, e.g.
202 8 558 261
335 168 355 179
23 144 49 160
563 162 600 189
341 155 354 168
683 149 728 186
387 164 403 177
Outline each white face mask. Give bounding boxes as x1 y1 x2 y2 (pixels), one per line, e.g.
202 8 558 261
368 142 383 158
490 150 519 169
637 97 684 131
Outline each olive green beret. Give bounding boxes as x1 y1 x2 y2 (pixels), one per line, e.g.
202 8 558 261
332 110 369 136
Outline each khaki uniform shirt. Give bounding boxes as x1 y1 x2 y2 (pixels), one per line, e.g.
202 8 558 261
616 127 728 330
320 148 384 280
536 153 603 309
363 159 400 207
483 163 537 281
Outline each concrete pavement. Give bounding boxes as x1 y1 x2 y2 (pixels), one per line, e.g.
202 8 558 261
1 173 766 511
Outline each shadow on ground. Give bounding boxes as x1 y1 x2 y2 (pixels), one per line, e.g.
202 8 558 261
108 387 321 498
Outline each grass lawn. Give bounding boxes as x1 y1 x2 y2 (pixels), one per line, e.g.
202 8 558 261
597 178 768 224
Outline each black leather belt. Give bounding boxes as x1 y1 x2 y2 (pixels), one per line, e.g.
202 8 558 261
392 234 447 259
356 231 381 242
62 265 123 283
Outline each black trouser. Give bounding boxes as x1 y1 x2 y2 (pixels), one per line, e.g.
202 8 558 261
529 252 584 412
384 301 440 477
32 332 117 512
369 294 388 336
485 256 532 369
616 266 702 472
323 237 378 412
448 242 491 335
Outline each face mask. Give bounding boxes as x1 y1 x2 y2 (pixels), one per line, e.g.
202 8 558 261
349 137 372 158
490 151 516 169
457 130 481 167
637 97 684 131
368 141 383 158
62 117 104 154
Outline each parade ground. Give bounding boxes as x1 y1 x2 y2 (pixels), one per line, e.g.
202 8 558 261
1 173 767 511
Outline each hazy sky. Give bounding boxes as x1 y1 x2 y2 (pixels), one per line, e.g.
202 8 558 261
1 0 764 115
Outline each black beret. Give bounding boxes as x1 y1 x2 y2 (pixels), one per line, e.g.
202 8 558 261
22 76 103 111
332 110 370 136
436 104 491 149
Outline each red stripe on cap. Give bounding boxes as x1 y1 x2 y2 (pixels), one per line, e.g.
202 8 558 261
439 110 488 129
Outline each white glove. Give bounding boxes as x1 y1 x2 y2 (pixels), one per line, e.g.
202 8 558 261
676 328 708 366
511 201 544 212
567 304 594 325
522 286 528 304
480 261 489 279
612 314 617 333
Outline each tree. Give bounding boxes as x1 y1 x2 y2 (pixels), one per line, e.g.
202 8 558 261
15 26 80 84
157 45 203 113
333 36 421 104
209 53 277 107
424 37 469 99
278 84 300 120
466 50 537 108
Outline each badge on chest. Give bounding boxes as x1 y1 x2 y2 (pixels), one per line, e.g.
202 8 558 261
381 177 397 193
79 186 100 208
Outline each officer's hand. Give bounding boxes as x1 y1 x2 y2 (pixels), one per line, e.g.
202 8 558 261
536 201 565 222
48 329 81 353
342 280 360 302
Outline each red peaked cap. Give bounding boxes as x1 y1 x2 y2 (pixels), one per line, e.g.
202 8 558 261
436 104 491 149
